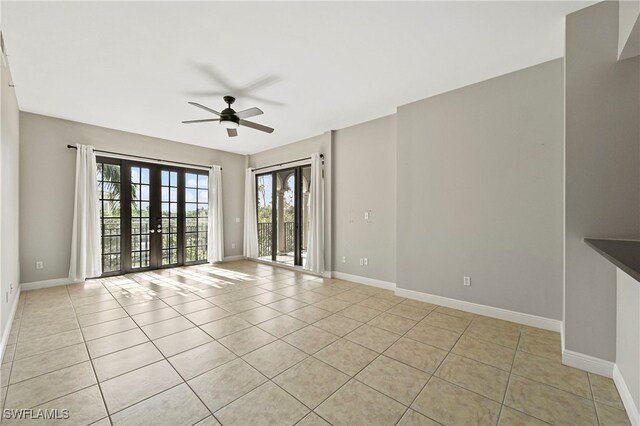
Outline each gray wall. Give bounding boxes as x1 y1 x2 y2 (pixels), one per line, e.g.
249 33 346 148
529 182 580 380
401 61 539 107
1 50 21 334
248 132 333 272
565 0 640 361
396 59 565 320
332 115 397 283
19 113 247 284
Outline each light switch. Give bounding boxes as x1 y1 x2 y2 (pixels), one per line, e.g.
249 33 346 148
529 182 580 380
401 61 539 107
235 217 240 223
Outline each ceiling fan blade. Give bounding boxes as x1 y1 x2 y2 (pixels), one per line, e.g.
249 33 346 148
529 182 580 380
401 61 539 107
186 90 228 97
182 118 220 124
188 102 221 116
239 119 274 134
195 64 237 92
241 75 281 94
227 128 238 137
235 107 263 119
240 94 285 107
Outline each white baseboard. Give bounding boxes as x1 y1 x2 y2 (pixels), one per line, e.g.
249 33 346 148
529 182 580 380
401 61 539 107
322 271 333 279
1 286 21 361
613 364 640 426
395 287 562 332
21 277 73 291
562 349 615 378
330 271 396 291
220 255 245 262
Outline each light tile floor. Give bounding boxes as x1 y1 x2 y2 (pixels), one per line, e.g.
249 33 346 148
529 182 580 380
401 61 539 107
0 261 631 426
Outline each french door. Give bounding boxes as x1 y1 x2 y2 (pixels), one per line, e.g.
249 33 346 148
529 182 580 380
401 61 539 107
97 157 209 276
256 166 311 266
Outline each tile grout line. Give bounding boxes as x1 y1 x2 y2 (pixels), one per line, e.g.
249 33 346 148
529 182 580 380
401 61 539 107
182 281 394 424
100 268 322 423
11 263 590 426
66 283 115 426
588 372 604 426
497 326 522 426
391 306 474 425
5 290 113 421
269 300 447 425
103 282 220 424
219 290 515 425
1 294 25 418
5 292 101 414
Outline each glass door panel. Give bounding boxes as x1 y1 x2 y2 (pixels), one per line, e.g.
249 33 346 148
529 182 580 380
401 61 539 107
276 169 296 265
185 171 209 263
97 162 122 274
161 170 179 266
301 166 311 266
130 166 151 270
256 174 274 261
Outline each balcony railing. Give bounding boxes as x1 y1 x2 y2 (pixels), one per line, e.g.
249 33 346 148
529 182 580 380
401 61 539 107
258 222 272 257
257 222 295 257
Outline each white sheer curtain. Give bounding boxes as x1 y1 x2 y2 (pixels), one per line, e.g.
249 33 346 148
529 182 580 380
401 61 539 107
69 144 102 281
243 168 259 258
207 165 224 262
304 153 324 273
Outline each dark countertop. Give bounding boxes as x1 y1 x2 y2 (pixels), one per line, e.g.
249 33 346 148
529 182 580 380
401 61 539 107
584 237 640 283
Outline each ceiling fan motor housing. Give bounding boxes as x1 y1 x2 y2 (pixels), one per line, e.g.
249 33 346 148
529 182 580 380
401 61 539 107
220 106 240 127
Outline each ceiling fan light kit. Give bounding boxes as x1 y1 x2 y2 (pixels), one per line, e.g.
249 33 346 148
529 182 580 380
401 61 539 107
182 95 274 138
220 118 239 129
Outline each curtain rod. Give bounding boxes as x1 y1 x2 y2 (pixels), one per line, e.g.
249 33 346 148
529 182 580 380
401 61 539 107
66 145 218 170
252 154 324 172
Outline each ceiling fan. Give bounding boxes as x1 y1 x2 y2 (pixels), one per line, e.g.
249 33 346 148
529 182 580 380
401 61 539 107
182 96 274 137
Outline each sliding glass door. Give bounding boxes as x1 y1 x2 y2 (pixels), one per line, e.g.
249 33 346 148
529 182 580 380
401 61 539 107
97 157 209 276
256 165 311 266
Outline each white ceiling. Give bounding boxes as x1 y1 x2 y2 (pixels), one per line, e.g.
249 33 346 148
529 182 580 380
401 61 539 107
2 1 592 155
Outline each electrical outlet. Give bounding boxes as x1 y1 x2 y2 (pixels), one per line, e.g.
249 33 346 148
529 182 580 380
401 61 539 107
35 261 44 270
231 243 236 249
464 276 471 286
359 258 364 266
342 256 346 263
363 258 368 266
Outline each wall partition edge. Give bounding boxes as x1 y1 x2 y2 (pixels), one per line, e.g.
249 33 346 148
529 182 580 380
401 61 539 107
613 364 640 426
0 284 21 363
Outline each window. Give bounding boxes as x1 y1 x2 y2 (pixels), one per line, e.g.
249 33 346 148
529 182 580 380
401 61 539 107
185 172 208 262
97 161 122 273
